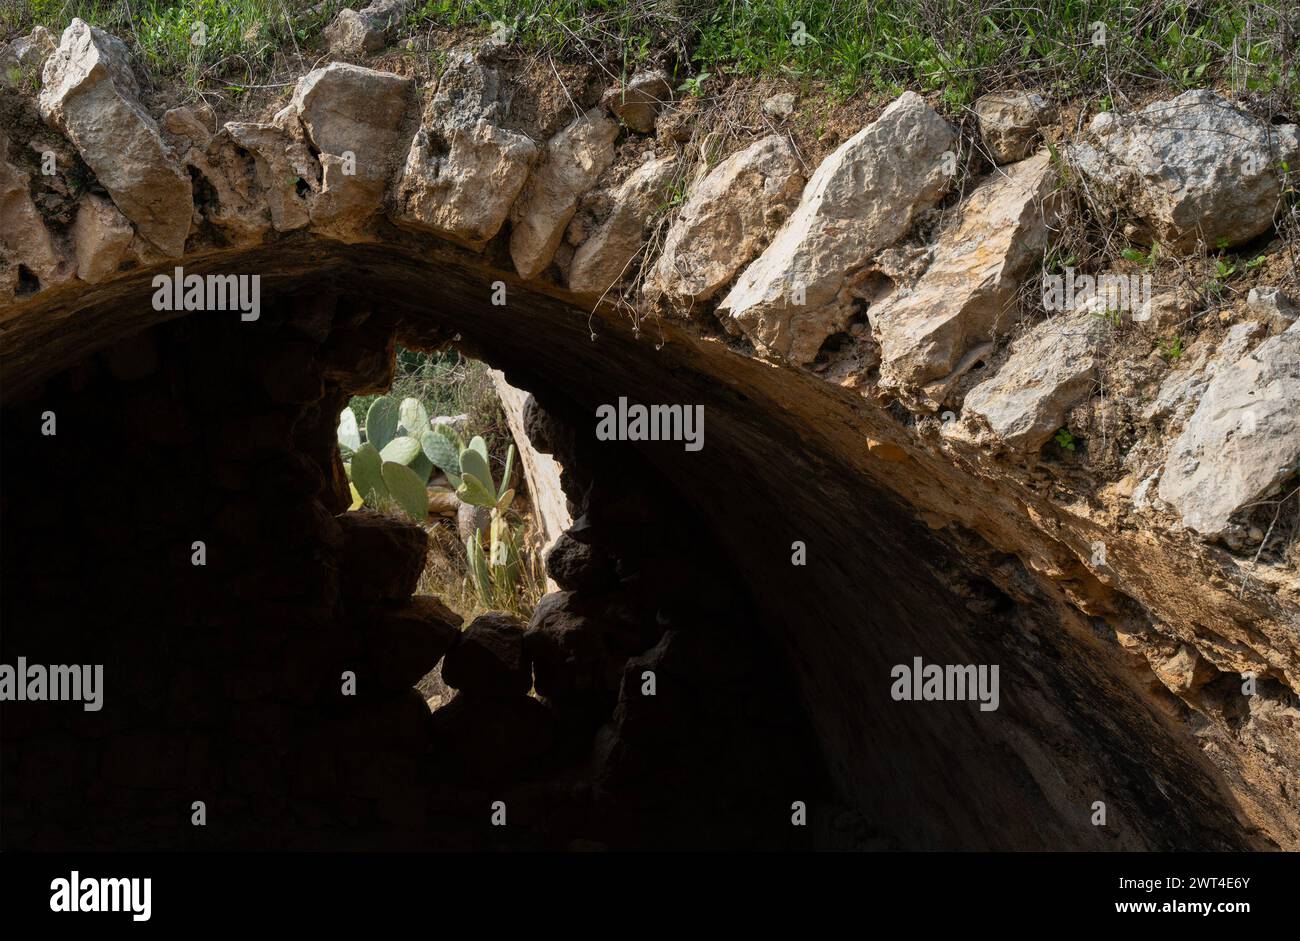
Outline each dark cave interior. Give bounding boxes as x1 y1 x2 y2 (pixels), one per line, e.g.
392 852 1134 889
0 244 1257 851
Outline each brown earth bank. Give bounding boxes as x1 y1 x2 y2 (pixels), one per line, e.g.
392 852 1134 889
0 17 1296 850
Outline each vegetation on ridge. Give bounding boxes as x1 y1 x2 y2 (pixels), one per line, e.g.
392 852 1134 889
4 0 1296 110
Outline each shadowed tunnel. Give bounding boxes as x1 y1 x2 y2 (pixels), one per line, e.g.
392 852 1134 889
0 234 1261 851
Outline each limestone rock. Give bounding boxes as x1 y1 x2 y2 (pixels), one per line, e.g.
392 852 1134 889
1247 286 1297 334
1150 644 1218 696
545 530 617 592
1135 290 1196 331
872 150 1059 406
0 142 71 293
509 108 619 279
222 122 319 233
974 91 1056 164
960 309 1107 450
762 93 796 118
324 10 379 57
1157 324 1300 537
38 19 192 256
324 0 409 56
71 193 133 284
601 69 672 133
393 54 537 248
1143 322 1265 425
1069 89 1300 251
161 105 212 147
278 62 412 163
1 25 57 84
176 125 280 245
276 62 412 237
440 612 531 696
719 92 956 363
567 154 678 297
650 135 804 308
488 371 572 563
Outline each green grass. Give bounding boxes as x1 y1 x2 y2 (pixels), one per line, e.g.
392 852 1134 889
6 1 1296 109
3 0 344 87
419 0 1297 106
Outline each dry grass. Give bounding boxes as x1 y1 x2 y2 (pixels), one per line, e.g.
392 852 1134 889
416 507 548 624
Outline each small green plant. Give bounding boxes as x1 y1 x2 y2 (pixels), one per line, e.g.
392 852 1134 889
1121 244 1158 268
1160 336 1185 362
1201 254 1238 299
657 176 689 216
1094 306 1123 328
676 71 711 97
1053 428 1077 452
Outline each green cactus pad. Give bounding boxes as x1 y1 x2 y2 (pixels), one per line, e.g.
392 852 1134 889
379 435 421 465
422 424 463 482
351 443 387 504
381 460 429 522
365 396 400 451
458 445 493 495
337 406 361 454
398 397 429 438
456 471 497 509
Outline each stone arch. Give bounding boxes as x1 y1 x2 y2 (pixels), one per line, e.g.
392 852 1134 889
2 20 1296 850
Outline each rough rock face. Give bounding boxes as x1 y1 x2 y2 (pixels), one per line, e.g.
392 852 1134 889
1136 290 1197 331
719 92 956 363
489 371 572 562
38 19 192 256
1142 322 1265 425
1157 323 1300 537
872 150 1058 407
1070 89 1300 250
162 109 318 240
337 510 428 601
601 69 673 133
0 25 57 81
279 62 412 160
360 595 460 693
222 122 319 233
525 591 609 702
324 0 410 56
275 62 412 238
0 138 70 294
393 53 537 248
650 135 804 308
509 109 618 278
441 613 531 696
568 154 677 297
959 310 1107 450
70 193 133 283
1247 287 1297 334
974 91 1056 163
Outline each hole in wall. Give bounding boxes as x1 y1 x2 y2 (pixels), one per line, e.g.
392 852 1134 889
15 264 39 296
0 289 830 850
